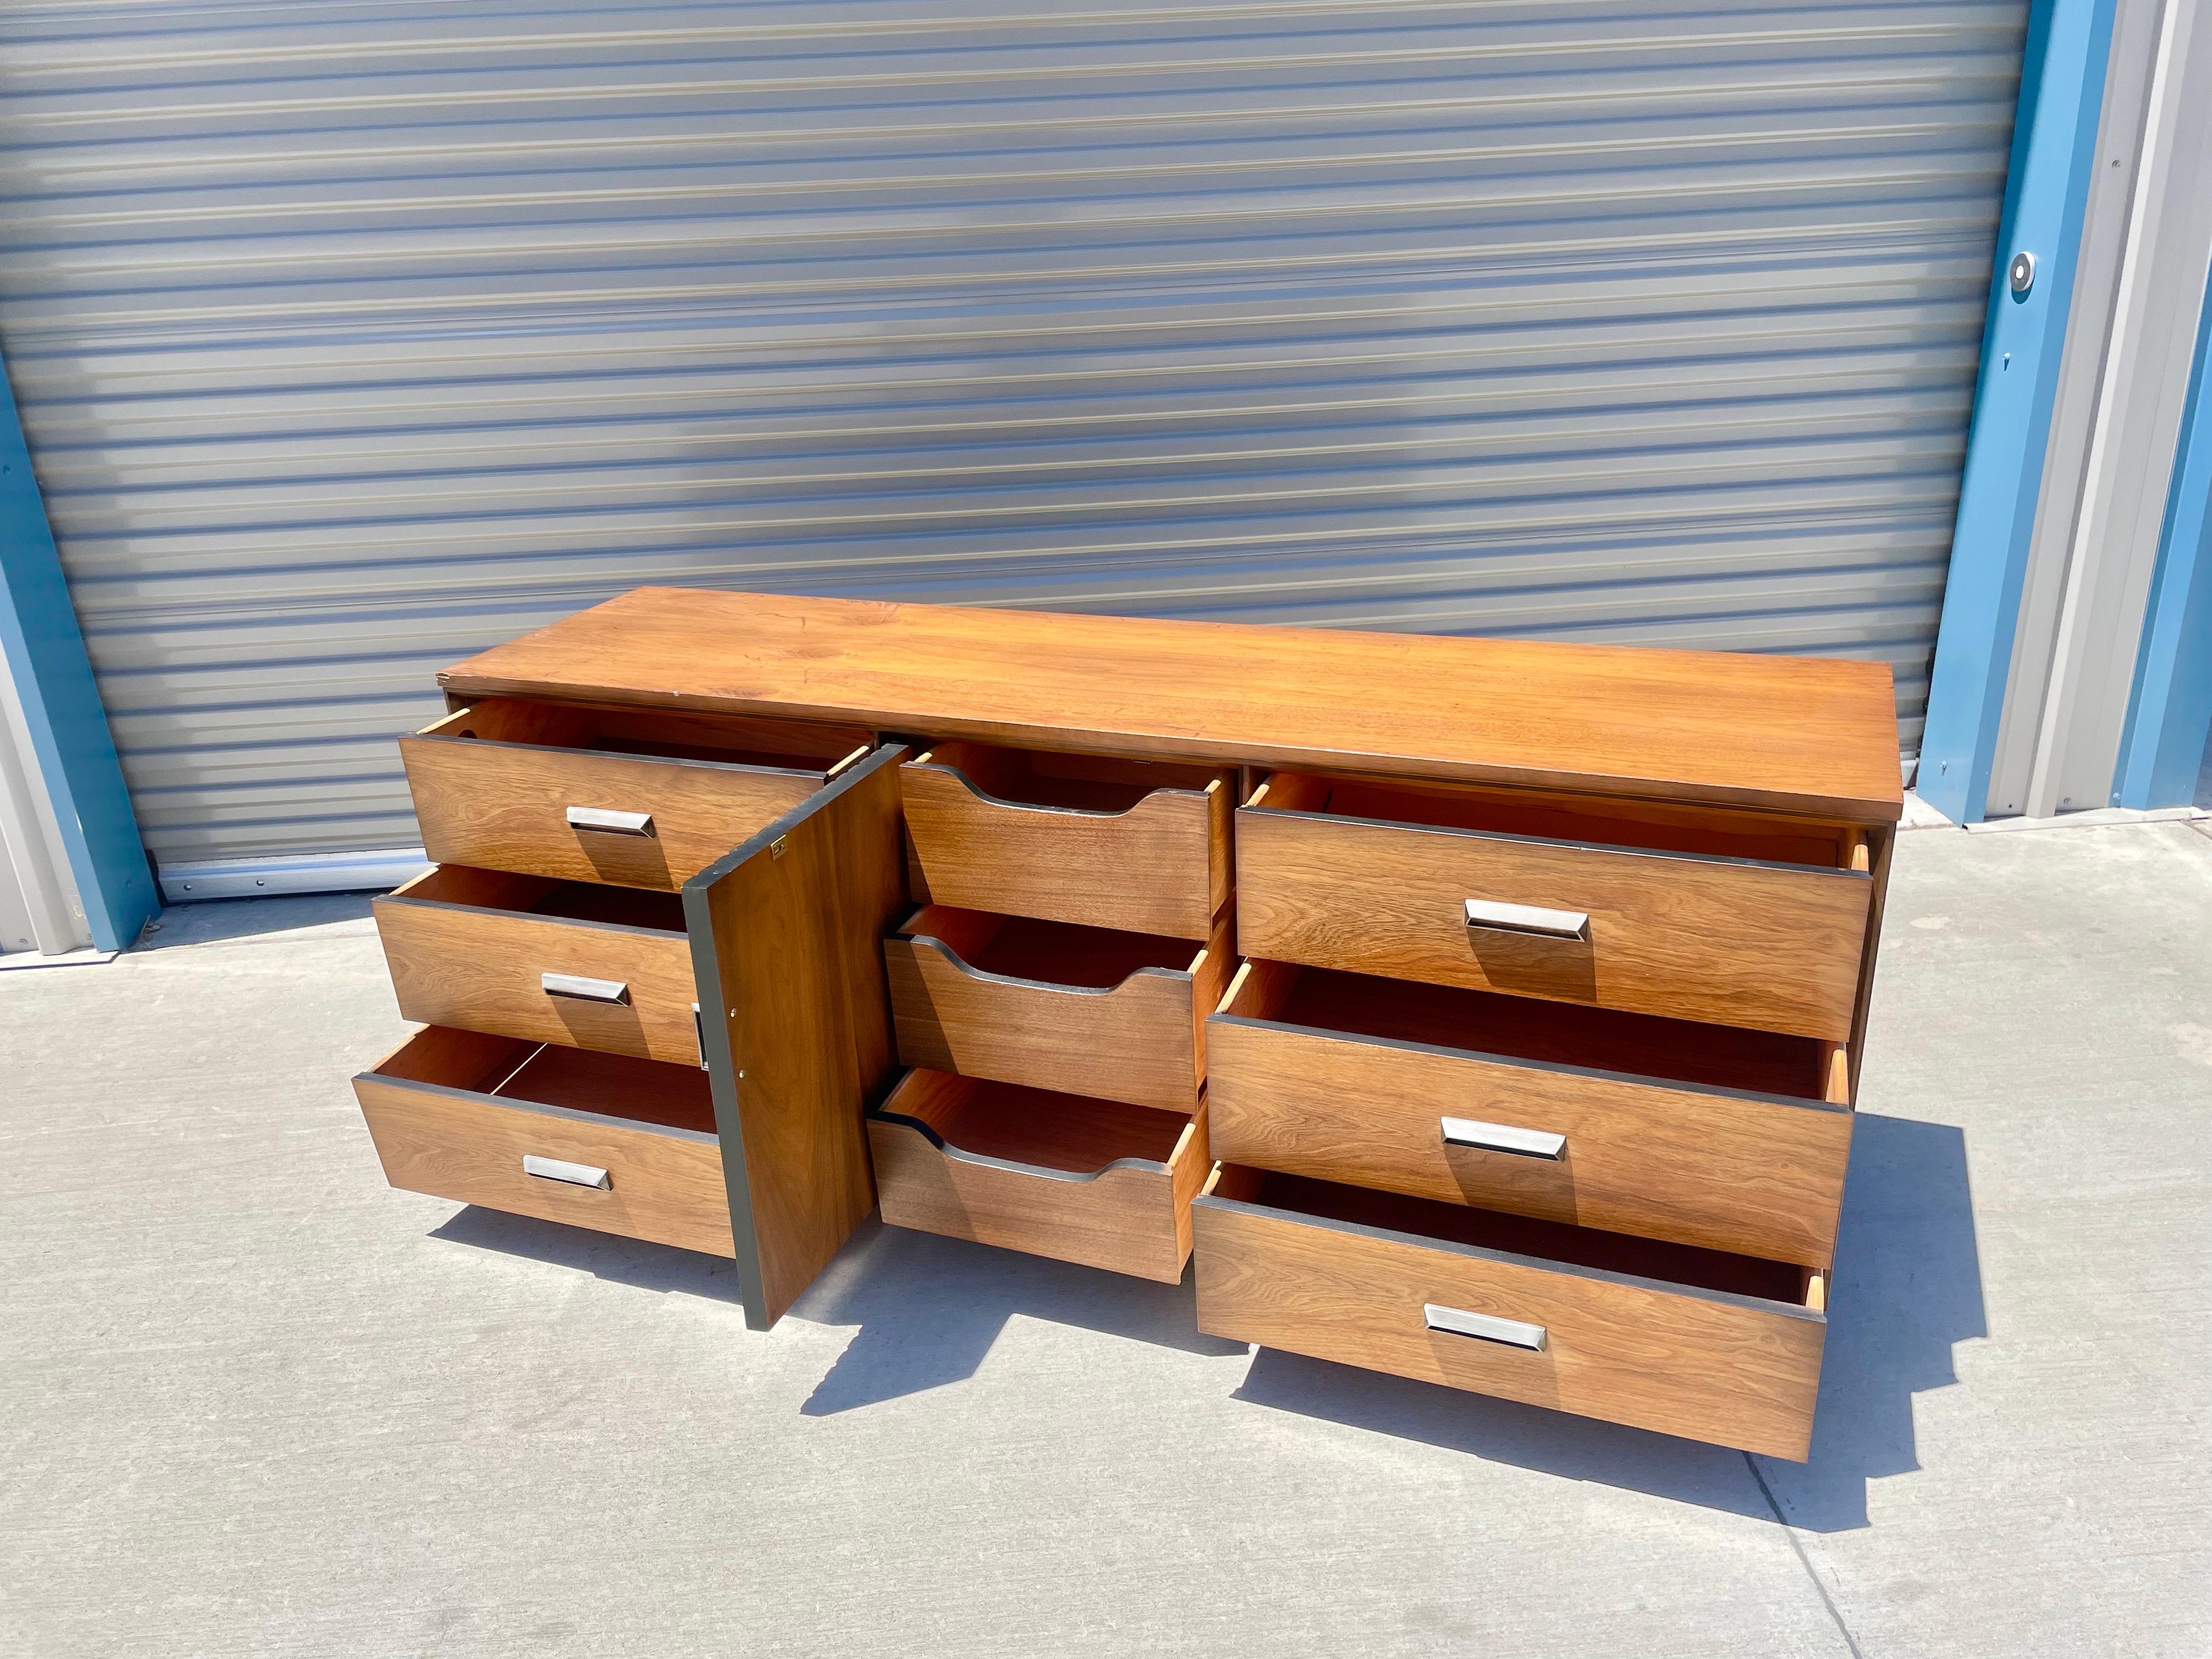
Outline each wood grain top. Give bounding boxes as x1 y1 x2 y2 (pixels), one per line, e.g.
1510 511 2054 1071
439 588 1904 820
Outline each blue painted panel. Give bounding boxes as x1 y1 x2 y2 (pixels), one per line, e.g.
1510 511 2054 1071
2114 268 2212 808
0 353 156 949
1917 0 2119 822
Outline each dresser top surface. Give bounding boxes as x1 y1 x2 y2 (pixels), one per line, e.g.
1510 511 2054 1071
439 588 1903 821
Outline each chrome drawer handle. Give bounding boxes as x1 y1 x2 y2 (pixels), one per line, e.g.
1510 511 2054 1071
540 972 631 1006
566 806 656 837
1425 1303 1547 1352
1440 1116 1566 1161
1465 898 1589 940
522 1155 611 1190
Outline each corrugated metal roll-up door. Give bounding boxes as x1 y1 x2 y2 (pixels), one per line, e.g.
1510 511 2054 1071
0 1 2027 882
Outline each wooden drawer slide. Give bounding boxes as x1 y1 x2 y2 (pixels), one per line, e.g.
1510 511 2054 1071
902 741 1231 939
884 905 1231 1111
867 1069 1210 1283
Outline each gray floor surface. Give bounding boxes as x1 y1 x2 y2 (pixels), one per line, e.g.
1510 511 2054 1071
5 819 2208 1658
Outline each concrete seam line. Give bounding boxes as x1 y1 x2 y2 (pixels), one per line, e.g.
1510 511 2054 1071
1744 1452 1868 1659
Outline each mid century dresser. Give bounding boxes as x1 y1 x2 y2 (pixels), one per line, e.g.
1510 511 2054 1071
353 588 1900 1461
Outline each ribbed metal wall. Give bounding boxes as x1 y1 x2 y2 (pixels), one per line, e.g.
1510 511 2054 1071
0 1 2026 867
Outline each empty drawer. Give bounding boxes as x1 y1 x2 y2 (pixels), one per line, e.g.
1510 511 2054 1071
1207 961 1852 1266
867 1069 1210 1283
374 865 699 1065
1193 1167 1829 1460
353 1027 731 1257
884 905 1233 1111
403 698 874 890
902 741 1232 939
1235 772 1872 1040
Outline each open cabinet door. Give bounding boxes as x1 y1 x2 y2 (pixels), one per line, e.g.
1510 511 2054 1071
682 743 907 1329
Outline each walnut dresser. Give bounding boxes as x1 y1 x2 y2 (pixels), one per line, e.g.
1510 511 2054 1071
353 588 1900 1461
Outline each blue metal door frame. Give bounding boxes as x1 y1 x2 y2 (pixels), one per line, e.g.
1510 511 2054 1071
1917 0 2121 823
0 348 158 949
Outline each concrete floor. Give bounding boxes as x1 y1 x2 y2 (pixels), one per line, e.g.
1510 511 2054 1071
4 820 2208 1658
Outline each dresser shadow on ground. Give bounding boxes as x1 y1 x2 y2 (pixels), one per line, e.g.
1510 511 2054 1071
788 1221 1247 1417
421 1206 1240 1386
428 1205 749 1300
427 1113 1978 1533
1229 1112 1984 1532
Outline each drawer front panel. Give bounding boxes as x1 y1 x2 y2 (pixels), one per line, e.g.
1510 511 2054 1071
884 912 1231 1112
1236 808 1869 1039
1192 1194 1825 1459
868 1117 1193 1283
376 895 699 1066
1206 1016 1851 1266
356 1078 733 1258
901 761 1228 939
886 939 1198 1111
403 735 819 890
867 1082 1211 1284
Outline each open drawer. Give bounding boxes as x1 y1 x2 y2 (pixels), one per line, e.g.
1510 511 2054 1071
1207 961 1852 1266
1235 772 1874 1040
375 866 698 1065
1193 1167 1829 1460
353 1026 732 1257
866 1069 1211 1283
883 905 1233 1111
402 698 874 890
901 740 1232 939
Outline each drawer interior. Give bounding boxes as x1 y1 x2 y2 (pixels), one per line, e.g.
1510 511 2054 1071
895 904 1204 986
1212 1166 1816 1308
1222 960 1834 1102
523 884 686 932
882 1069 1192 1172
371 1026 717 1136
1253 772 1857 871
916 738 1224 812
392 865 686 933
430 697 872 776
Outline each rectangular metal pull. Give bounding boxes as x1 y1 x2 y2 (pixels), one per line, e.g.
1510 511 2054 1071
566 806 655 837
540 972 631 1006
1425 1303 1547 1352
522 1155 611 1190
1464 898 1589 940
1440 1116 1566 1161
